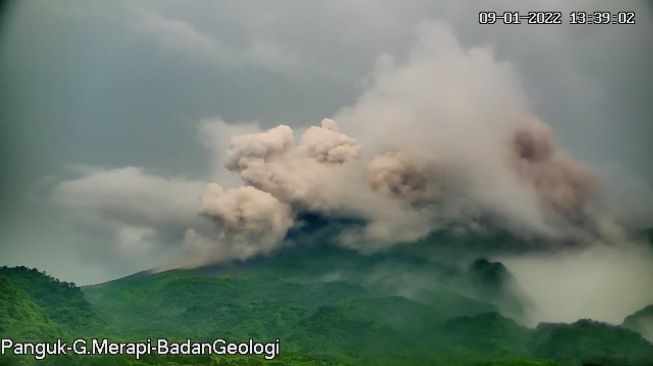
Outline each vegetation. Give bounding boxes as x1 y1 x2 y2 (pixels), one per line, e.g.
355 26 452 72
624 305 653 342
1 244 652 365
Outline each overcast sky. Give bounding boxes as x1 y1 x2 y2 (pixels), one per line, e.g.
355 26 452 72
1 0 652 285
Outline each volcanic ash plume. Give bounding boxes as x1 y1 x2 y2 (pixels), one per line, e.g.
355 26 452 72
189 21 618 262
224 118 363 211
367 152 446 203
299 118 361 164
182 183 293 265
511 123 595 216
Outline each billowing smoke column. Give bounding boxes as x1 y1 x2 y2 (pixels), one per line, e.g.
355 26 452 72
192 119 605 263
188 21 617 265
511 123 595 216
223 119 361 209
299 118 361 164
183 184 293 265
367 152 442 203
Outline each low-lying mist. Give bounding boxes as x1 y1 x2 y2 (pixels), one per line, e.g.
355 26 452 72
500 239 653 326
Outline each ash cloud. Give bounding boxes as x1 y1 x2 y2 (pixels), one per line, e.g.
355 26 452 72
224 119 363 209
54 21 624 267
220 118 435 250
182 184 293 266
299 118 361 164
367 152 444 203
328 21 614 245
511 124 596 219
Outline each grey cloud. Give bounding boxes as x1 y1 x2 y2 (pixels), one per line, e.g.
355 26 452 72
51 167 206 256
2 0 651 284
51 19 630 265
132 9 297 73
198 118 259 186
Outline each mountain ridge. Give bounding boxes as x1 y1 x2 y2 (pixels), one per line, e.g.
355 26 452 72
2 234 653 365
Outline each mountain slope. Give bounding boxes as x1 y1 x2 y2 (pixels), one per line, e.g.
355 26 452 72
532 319 653 366
624 304 653 342
0 272 66 341
1 241 652 365
81 244 652 366
0 266 103 335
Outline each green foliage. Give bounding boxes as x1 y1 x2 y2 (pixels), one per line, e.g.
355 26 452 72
0 266 103 336
0 272 67 342
1 248 652 366
623 304 653 342
531 319 653 365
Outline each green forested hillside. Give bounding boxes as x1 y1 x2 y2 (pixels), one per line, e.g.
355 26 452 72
1 244 652 366
0 272 66 342
531 319 652 365
0 267 103 336
624 305 653 343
